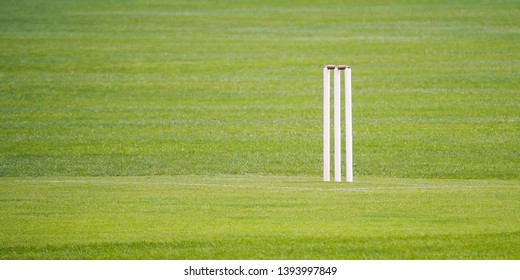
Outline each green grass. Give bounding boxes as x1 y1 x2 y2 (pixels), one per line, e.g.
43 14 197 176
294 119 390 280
1 176 519 259
1 0 519 259
1 0 519 178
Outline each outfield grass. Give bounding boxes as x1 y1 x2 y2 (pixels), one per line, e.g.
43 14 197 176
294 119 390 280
1 0 518 178
1 0 519 259
1 176 519 259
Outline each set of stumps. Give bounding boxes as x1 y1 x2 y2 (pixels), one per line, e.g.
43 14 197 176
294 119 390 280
323 65 353 182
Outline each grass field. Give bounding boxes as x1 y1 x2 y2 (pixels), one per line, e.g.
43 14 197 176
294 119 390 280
1 176 519 259
1 0 519 259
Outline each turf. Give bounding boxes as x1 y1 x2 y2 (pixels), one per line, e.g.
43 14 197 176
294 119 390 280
1 176 519 259
0 0 519 259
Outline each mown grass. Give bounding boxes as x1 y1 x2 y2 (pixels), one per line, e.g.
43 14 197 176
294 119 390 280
1 0 519 178
1 176 519 259
1 0 519 259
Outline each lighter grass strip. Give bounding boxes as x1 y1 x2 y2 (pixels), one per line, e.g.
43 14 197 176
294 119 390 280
14 179 520 193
